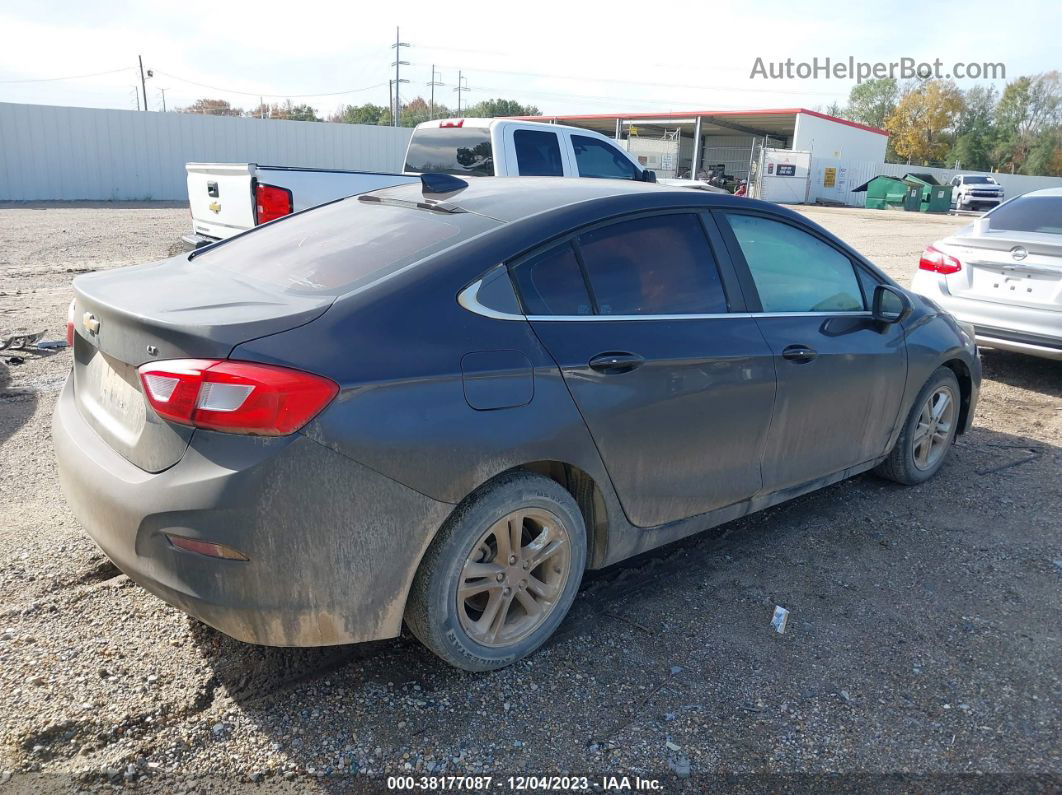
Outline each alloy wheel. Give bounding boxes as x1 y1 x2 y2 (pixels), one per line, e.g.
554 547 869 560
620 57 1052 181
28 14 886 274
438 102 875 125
457 508 572 647
912 386 956 471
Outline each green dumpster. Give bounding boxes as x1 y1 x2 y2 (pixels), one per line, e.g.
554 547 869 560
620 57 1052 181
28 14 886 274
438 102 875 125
851 175 911 210
903 185 922 211
903 173 953 213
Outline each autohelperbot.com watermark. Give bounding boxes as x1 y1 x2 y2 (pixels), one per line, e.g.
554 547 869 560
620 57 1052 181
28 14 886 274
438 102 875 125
750 56 1005 83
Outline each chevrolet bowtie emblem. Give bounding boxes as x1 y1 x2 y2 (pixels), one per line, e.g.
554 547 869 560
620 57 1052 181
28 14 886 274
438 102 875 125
208 201 221 214
83 312 100 334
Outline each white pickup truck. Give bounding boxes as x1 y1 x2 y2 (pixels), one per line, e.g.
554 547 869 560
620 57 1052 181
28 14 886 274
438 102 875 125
949 174 1004 212
184 118 722 247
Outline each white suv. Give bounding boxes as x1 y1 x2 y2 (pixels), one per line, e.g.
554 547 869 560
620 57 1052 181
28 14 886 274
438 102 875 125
950 174 1004 211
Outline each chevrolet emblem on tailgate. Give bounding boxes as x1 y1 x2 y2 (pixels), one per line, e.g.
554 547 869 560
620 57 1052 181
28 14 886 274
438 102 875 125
208 201 222 214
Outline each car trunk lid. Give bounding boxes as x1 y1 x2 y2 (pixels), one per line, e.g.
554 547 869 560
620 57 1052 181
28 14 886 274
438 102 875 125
71 254 333 472
944 232 1062 312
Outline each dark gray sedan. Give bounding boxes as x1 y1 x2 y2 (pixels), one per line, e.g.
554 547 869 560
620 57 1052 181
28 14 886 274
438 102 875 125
53 177 980 670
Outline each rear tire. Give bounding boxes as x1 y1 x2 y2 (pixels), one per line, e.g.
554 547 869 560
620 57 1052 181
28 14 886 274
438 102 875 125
405 472 586 672
875 366 961 485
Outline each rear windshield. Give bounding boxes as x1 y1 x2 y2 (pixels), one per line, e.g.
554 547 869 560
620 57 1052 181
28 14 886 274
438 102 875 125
192 197 499 295
987 196 1062 234
404 127 495 177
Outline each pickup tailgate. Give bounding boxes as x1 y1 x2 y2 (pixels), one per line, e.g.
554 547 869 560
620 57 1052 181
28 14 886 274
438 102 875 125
186 163 257 241
70 254 333 472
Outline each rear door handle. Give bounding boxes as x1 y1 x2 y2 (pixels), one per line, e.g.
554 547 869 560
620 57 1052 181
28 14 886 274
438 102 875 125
588 352 645 374
782 344 818 363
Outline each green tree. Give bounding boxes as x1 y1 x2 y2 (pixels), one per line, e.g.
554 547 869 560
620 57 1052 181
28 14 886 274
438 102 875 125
179 98 243 116
328 103 390 125
1023 126 1062 176
993 72 1062 172
947 85 997 170
845 78 898 129
462 98 541 118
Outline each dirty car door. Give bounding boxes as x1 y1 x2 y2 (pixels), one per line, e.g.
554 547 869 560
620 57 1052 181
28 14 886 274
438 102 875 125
718 210 908 492
513 211 776 528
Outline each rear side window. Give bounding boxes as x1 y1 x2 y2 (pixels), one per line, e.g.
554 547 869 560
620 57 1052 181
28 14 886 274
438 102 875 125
724 214 864 313
512 244 593 316
193 197 498 295
514 130 564 176
404 127 495 176
987 196 1062 234
571 135 641 180
577 214 728 315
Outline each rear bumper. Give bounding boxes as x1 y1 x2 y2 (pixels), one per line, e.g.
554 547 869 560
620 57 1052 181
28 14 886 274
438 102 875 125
180 233 219 250
52 374 454 646
911 274 1062 360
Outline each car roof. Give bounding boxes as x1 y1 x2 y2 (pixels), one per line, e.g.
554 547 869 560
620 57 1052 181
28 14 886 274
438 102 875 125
369 177 701 223
1019 187 1062 198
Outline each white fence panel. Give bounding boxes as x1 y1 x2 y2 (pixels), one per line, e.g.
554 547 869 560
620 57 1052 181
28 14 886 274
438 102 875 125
877 163 1062 200
0 102 413 201
808 157 1062 208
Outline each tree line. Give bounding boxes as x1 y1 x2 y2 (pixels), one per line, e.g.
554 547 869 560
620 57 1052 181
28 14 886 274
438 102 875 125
823 71 1061 175
177 97 540 126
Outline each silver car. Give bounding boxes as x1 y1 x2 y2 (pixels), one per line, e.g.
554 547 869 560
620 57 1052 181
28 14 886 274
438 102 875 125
911 188 1062 360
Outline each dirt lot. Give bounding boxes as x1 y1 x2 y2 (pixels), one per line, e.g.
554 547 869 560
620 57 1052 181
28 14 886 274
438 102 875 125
0 204 1059 792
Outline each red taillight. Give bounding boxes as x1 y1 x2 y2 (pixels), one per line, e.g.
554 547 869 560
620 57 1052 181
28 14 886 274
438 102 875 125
166 534 248 561
254 183 293 225
138 359 338 436
440 119 465 128
65 298 76 346
919 245 962 275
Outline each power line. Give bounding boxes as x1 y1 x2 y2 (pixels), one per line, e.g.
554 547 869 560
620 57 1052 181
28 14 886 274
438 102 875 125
424 63 844 99
0 67 130 84
151 69 388 99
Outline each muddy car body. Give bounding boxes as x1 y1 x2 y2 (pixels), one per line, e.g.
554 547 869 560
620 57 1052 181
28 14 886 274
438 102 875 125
53 177 980 670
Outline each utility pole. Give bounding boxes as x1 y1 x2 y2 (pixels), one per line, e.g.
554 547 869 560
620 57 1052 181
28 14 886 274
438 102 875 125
158 87 168 112
427 65 444 120
131 85 140 111
390 26 410 127
454 71 470 115
138 55 148 111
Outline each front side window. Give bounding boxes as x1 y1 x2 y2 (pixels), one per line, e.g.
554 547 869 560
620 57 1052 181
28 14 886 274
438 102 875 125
571 135 641 180
577 214 728 315
514 130 564 176
511 243 593 316
724 214 864 313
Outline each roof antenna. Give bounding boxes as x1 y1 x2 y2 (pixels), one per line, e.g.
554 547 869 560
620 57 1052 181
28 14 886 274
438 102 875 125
421 173 469 196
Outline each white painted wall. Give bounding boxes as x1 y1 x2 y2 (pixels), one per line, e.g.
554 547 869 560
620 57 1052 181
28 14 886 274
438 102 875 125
0 102 413 201
792 112 888 163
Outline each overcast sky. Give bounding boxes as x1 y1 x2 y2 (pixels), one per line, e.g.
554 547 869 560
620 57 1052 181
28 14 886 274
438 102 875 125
0 0 1058 118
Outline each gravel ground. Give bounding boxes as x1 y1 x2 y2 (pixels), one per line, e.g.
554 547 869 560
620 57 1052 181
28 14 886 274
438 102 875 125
0 203 1059 793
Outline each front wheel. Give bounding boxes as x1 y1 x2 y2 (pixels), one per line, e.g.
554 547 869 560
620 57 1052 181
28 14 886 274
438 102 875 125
875 366 961 485
405 472 586 671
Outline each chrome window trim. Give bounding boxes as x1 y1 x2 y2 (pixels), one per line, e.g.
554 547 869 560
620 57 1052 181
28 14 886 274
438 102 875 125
459 279 873 322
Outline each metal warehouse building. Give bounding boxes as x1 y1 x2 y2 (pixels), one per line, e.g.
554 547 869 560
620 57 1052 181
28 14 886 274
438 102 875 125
518 108 889 204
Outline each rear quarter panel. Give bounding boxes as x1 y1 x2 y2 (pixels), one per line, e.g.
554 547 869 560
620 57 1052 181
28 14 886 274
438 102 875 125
230 225 614 506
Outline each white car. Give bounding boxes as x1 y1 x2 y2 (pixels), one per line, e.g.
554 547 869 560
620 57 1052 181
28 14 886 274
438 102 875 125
911 188 1062 360
949 174 1004 212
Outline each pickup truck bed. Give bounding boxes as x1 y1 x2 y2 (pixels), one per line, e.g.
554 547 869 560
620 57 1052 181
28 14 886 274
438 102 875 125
184 163 417 247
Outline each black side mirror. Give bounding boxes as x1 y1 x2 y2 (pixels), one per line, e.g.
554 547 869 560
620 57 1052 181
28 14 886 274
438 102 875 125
641 170 657 183
873 284 912 324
